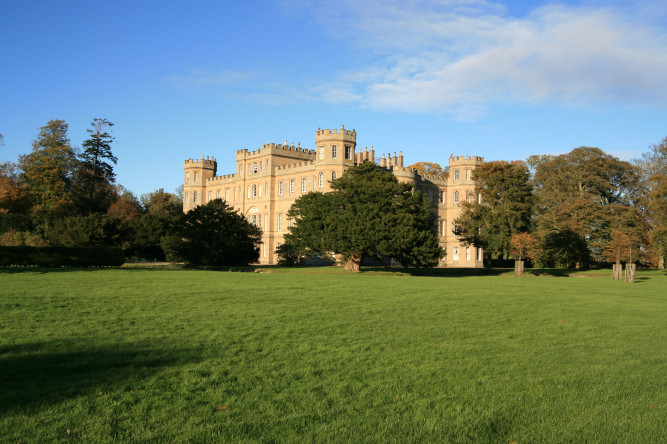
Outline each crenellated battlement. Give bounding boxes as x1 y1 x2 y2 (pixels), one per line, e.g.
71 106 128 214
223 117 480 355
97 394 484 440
315 125 356 143
449 155 484 165
276 160 315 172
184 155 217 167
236 142 316 159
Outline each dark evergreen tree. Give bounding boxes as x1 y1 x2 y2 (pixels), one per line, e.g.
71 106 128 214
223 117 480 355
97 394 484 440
164 199 261 266
77 118 117 214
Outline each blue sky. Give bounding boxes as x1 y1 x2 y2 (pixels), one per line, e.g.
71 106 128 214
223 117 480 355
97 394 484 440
2 0 666 196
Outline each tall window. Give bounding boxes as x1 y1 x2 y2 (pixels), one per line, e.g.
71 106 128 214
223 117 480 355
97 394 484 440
301 178 306 193
477 248 483 261
185 192 189 204
453 246 459 261
225 189 229 201
318 172 324 188
193 191 198 203
319 147 325 160
265 182 268 196
466 246 471 261
208 191 212 202
345 146 352 159
277 214 282 231
454 191 460 204
441 219 447 236
258 183 261 197
253 162 258 174
278 181 283 195
248 186 251 199
194 172 199 183
478 193 482 204
259 161 262 173
248 164 252 174
288 217 294 228
186 172 190 183
252 184 257 198
439 191 445 204
289 179 295 194
216 189 221 199
454 169 459 180
466 190 471 202
332 145 337 159
466 169 471 180
332 171 337 181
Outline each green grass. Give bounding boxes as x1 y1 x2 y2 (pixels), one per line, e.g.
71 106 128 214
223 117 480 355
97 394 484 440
1 267 665 442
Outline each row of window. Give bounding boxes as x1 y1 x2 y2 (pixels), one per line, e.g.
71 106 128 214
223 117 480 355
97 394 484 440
247 160 268 175
319 145 353 161
452 169 472 181
450 246 483 262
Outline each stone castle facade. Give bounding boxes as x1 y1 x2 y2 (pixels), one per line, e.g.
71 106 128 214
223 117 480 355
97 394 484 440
183 125 484 267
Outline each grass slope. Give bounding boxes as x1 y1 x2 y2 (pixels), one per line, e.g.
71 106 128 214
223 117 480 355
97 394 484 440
1 268 665 442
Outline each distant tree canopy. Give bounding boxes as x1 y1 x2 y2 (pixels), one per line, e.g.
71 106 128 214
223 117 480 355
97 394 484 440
454 161 534 262
282 162 443 271
408 162 447 177
164 199 261 266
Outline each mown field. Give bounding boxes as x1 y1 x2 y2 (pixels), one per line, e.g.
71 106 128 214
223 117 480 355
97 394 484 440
1 267 665 442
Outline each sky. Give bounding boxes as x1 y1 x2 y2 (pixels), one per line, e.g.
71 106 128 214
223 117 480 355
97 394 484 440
1 0 666 197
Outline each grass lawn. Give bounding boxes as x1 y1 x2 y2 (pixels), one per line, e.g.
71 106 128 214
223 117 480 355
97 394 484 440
1 267 665 442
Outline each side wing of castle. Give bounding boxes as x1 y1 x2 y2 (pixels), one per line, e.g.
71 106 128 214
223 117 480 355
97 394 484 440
183 125 483 267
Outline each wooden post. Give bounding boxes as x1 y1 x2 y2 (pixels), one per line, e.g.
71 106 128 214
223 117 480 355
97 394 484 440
613 263 622 280
514 260 525 277
624 263 636 283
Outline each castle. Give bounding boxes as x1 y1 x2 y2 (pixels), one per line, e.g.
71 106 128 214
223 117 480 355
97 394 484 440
183 125 484 267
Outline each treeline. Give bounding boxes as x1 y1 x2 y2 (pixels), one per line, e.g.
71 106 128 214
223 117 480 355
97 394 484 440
0 119 183 261
453 141 666 269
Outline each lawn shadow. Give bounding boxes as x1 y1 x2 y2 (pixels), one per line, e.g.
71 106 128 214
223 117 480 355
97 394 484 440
0 340 202 413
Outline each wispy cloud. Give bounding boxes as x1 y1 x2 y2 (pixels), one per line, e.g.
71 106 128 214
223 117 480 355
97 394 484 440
304 0 667 117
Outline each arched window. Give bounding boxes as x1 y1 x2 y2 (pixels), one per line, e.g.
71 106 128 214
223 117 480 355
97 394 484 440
332 171 337 181
318 172 324 188
454 191 460 204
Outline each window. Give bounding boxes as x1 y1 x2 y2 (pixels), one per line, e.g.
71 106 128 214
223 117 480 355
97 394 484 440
319 146 325 160
439 191 444 204
186 172 190 183
345 146 352 160
477 248 483 261
216 189 221 199
277 214 282 231
265 182 268 196
259 161 262 173
253 162 258 174
193 191 198 203
278 181 283 195
332 145 337 159
332 171 337 181
258 215 262 228
478 193 482 204
252 184 257 198
251 215 257 226
208 191 212 202
466 190 471 202
466 169 471 180
453 246 459 261
258 183 261 197
318 172 324 188
185 192 189 204
289 179 295 194
248 164 252 174
441 219 447 236
454 191 459 204
466 246 471 261
288 217 294 228
454 169 459 180
194 172 199 183
301 178 306 193
225 189 229 201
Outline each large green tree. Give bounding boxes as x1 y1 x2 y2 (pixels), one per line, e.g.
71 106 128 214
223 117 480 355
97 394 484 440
454 161 534 263
533 147 642 267
283 162 443 271
164 199 261 266
19 120 78 230
76 118 117 214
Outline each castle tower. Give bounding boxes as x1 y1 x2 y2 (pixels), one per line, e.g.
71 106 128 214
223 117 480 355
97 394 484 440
183 155 217 211
314 125 357 166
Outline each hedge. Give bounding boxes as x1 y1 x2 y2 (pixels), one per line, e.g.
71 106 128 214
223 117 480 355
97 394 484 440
0 246 125 267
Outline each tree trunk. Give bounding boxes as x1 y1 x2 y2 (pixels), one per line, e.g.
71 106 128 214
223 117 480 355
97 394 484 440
343 254 362 272
514 260 525 277
625 263 636 283
612 262 622 280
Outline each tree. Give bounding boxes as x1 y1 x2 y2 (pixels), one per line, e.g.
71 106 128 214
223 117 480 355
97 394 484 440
164 199 261 266
77 118 117 214
408 162 447 177
283 162 443 271
510 232 540 262
454 161 534 263
19 120 78 230
533 147 641 267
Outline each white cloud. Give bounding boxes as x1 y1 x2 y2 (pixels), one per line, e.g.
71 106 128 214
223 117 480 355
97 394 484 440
304 1 667 116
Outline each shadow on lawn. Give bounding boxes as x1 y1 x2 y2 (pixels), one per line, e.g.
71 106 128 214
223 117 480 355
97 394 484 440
0 341 202 413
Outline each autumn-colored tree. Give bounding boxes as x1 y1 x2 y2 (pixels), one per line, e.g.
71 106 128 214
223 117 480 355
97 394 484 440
454 161 534 263
408 162 448 177
533 147 641 267
19 120 78 230
510 232 540 262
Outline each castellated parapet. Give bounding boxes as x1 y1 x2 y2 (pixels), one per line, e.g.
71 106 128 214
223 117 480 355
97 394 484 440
182 125 485 269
